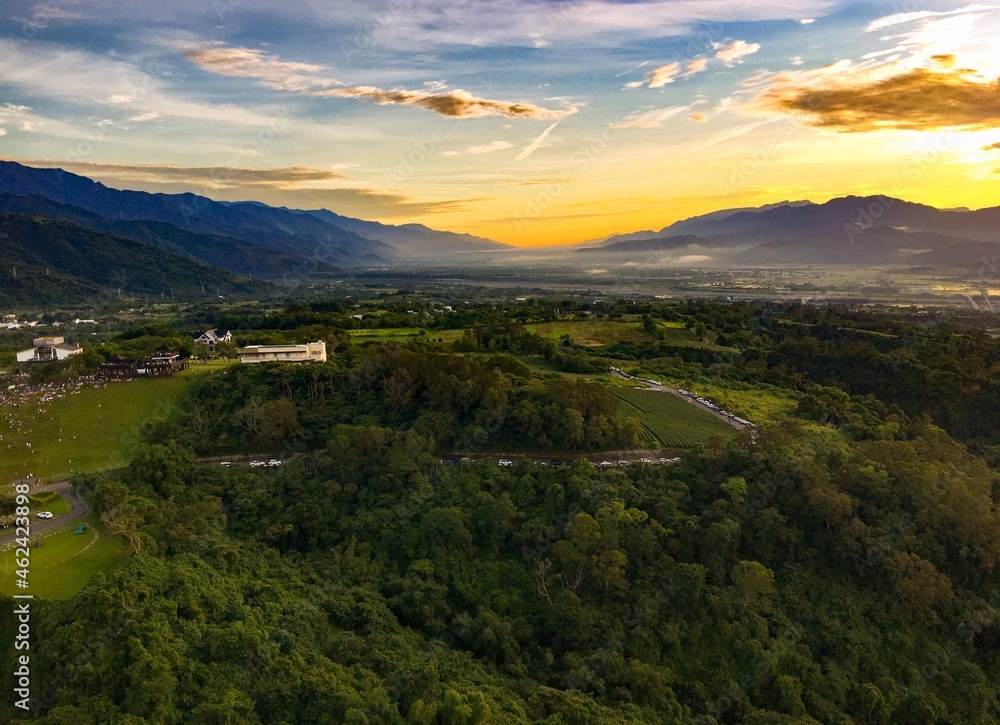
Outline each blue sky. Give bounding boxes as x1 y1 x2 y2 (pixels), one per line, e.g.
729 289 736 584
2 1 999 244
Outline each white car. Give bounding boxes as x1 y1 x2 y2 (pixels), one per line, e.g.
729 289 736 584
498 459 514 467
220 461 232 467
36 511 53 519
249 460 266 467
268 459 282 467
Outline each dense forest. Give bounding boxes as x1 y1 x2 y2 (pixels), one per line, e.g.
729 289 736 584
2 297 999 723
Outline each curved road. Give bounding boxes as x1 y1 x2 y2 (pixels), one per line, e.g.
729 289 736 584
612 371 749 431
0 479 89 548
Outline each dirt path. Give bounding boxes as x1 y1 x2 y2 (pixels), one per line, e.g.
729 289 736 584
0 479 90 547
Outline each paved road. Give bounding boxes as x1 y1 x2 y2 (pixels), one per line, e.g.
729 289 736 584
612 371 748 431
0 479 89 547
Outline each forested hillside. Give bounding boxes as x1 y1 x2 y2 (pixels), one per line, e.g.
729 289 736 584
1 298 998 723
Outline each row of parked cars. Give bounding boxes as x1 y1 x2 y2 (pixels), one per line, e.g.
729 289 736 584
676 389 754 427
219 459 284 468
612 366 754 428
498 457 680 468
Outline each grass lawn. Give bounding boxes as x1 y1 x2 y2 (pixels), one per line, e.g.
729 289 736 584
0 375 195 482
350 328 467 344
613 387 737 449
527 321 650 347
0 518 125 599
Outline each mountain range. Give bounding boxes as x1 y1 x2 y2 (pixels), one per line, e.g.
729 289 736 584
577 196 1000 267
0 161 512 276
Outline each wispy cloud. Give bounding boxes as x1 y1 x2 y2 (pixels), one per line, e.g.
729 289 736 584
865 4 999 33
185 43 575 120
517 121 560 160
444 140 515 156
610 105 698 129
626 57 707 89
21 161 346 189
713 39 761 66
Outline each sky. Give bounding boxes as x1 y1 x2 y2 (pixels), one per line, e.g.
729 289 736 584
1 1 1000 246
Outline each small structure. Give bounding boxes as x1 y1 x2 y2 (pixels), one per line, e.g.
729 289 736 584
239 341 327 365
98 348 188 380
16 337 83 363
194 329 233 354
137 348 188 377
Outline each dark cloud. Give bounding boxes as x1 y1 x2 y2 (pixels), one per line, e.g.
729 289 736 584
752 63 1000 132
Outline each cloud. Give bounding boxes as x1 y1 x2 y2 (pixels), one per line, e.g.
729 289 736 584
790 56 804 66
627 57 706 89
610 105 696 129
0 39 279 127
313 86 574 119
865 5 998 33
713 39 761 66
799 18 816 25
648 62 681 88
185 43 574 120
748 59 1000 132
25 161 346 189
17 158 476 218
517 121 560 160
183 45 332 92
689 113 708 122
682 58 710 78
983 142 1000 150
443 140 515 156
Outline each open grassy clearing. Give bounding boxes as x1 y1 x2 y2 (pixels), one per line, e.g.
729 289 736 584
0 517 124 599
527 320 650 346
0 375 194 482
637 375 799 426
349 328 466 344
613 387 736 448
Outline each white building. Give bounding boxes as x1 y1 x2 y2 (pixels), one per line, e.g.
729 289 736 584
239 341 327 365
16 337 83 363
193 329 233 353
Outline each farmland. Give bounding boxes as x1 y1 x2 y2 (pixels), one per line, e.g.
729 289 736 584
612 386 737 448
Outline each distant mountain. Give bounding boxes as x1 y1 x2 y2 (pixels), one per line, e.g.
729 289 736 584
0 192 341 279
594 200 815 247
734 226 980 265
658 196 1000 245
579 195 1000 269
293 208 513 258
0 161 509 267
0 213 266 305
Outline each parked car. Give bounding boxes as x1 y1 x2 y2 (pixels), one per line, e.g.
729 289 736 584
498 459 514 467
219 461 232 467
36 511 53 519
268 459 282 467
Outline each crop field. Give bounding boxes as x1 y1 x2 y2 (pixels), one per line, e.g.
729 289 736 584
0 518 124 599
527 321 650 346
613 387 737 448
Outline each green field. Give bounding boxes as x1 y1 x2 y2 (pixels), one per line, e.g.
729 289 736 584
527 320 651 346
349 328 466 344
613 387 737 448
0 375 194 482
0 518 124 599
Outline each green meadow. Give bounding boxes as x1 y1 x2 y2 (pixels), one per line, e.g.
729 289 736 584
0 518 124 599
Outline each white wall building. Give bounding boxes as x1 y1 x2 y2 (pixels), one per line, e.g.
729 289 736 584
239 341 327 365
16 337 83 363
